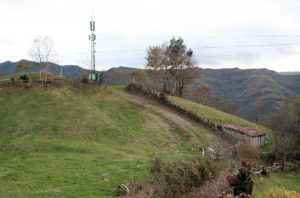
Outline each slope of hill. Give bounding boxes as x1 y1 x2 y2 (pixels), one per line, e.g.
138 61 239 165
0 83 234 197
167 95 270 135
1 79 299 197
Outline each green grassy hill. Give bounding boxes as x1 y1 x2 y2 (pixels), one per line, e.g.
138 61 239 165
0 84 227 197
0 81 293 197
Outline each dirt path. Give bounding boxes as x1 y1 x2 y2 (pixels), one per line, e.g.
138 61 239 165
123 91 233 152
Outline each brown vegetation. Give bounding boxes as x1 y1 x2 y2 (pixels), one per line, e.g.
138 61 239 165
149 157 216 198
227 167 254 196
233 143 260 164
264 188 300 198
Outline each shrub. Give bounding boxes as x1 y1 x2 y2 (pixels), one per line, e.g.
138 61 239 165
125 82 143 92
264 188 300 198
234 143 260 164
81 75 89 84
113 184 130 196
150 157 216 198
187 178 232 198
227 167 254 196
159 92 167 102
19 74 29 82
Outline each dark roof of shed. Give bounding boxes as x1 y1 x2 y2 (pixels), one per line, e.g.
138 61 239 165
222 124 265 137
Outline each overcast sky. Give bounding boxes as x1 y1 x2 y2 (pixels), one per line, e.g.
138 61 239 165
1 0 300 72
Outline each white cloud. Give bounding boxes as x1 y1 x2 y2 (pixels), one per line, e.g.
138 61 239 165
0 0 300 71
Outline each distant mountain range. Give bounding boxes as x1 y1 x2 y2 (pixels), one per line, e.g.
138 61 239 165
1 60 299 122
280 71 300 75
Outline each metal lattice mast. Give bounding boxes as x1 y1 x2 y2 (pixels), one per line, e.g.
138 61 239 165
89 16 96 82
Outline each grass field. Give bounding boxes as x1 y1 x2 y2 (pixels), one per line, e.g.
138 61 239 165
0 84 221 197
253 171 300 198
0 80 297 197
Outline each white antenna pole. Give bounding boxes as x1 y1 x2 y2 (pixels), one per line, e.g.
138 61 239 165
60 56 63 78
89 9 96 83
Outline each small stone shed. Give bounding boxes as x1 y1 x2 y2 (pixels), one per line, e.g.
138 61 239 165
222 124 266 147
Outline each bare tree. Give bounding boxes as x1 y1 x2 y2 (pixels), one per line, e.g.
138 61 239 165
30 36 44 82
30 36 55 84
43 36 54 83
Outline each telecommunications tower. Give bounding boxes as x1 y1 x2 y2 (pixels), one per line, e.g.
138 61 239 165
89 17 96 82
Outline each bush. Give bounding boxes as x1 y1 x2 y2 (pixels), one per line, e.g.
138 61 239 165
159 92 167 102
81 75 89 84
227 167 254 196
113 184 130 196
125 82 143 92
264 188 300 198
150 157 216 198
234 143 260 164
187 178 232 198
19 74 29 82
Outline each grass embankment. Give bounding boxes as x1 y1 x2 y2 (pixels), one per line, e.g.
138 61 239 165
0 85 216 197
167 95 273 149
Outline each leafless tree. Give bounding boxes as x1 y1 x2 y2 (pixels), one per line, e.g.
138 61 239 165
43 36 54 83
30 36 55 84
30 36 43 81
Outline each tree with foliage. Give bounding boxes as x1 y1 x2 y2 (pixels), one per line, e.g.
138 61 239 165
145 45 168 91
192 83 214 106
16 60 32 83
145 37 196 96
266 97 300 160
130 70 147 85
166 37 196 96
